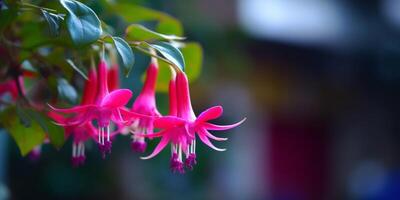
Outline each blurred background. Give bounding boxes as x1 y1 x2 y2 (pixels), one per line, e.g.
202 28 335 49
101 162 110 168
2 0 400 199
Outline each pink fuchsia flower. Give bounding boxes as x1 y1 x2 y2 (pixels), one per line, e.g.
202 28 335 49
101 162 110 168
125 58 161 153
142 72 245 173
50 59 137 157
48 68 98 166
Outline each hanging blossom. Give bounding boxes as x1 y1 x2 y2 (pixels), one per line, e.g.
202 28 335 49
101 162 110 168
142 71 245 173
48 67 98 166
50 59 142 157
123 57 161 153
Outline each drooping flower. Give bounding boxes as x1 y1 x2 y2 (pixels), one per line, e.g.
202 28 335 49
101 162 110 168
50 59 141 157
124 57 161 153
48 67 98 166
142 72 245 173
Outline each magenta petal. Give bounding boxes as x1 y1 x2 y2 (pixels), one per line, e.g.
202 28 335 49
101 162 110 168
51 121 70 127
101 89 132 108
197 129 226 151
185 124 195 138
196 106 223 123
200 128 228 141
48 104 95 114
141 135 170 159
154 116 186 129
136 129 167 138
119 107 153 120
50 112 91 127
111 110 128 126
66 111 95 126
86 123 98 141
203 118 246 131
47 111 66 124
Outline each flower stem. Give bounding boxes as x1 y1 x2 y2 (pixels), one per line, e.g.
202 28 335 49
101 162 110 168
131 44 182 73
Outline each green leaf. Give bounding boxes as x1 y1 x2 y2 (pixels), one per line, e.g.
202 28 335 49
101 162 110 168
20 22 49 49
34 112 65 149
9 118 46 156
0 4 17 31
16 105 31 127
149 41 185 71
153 61 172 92
112 3 183 36
111 37 135 77
125 24 185 42
152 43 203 92
21 108 65 149
57 78 78 104
181 42 203 82
156 18 183 36
111 3 164 22
66 59 88 80
41 9 63 37
60 0 102 45
1 107 46 156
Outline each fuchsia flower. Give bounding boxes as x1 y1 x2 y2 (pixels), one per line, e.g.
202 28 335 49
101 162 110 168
142 72 245 173
48 67 98 166
46 55 243 171
125 58 161 153
50 59 139 157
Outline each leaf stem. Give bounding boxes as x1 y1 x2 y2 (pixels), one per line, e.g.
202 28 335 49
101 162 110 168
130 43 182 73
18 2 57 12
101 42 106 60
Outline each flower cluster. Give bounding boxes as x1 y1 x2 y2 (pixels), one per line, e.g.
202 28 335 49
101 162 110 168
47 56 244 172
0 0 244 174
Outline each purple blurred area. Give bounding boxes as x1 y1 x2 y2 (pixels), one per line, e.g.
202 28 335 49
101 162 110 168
2 0 400 199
